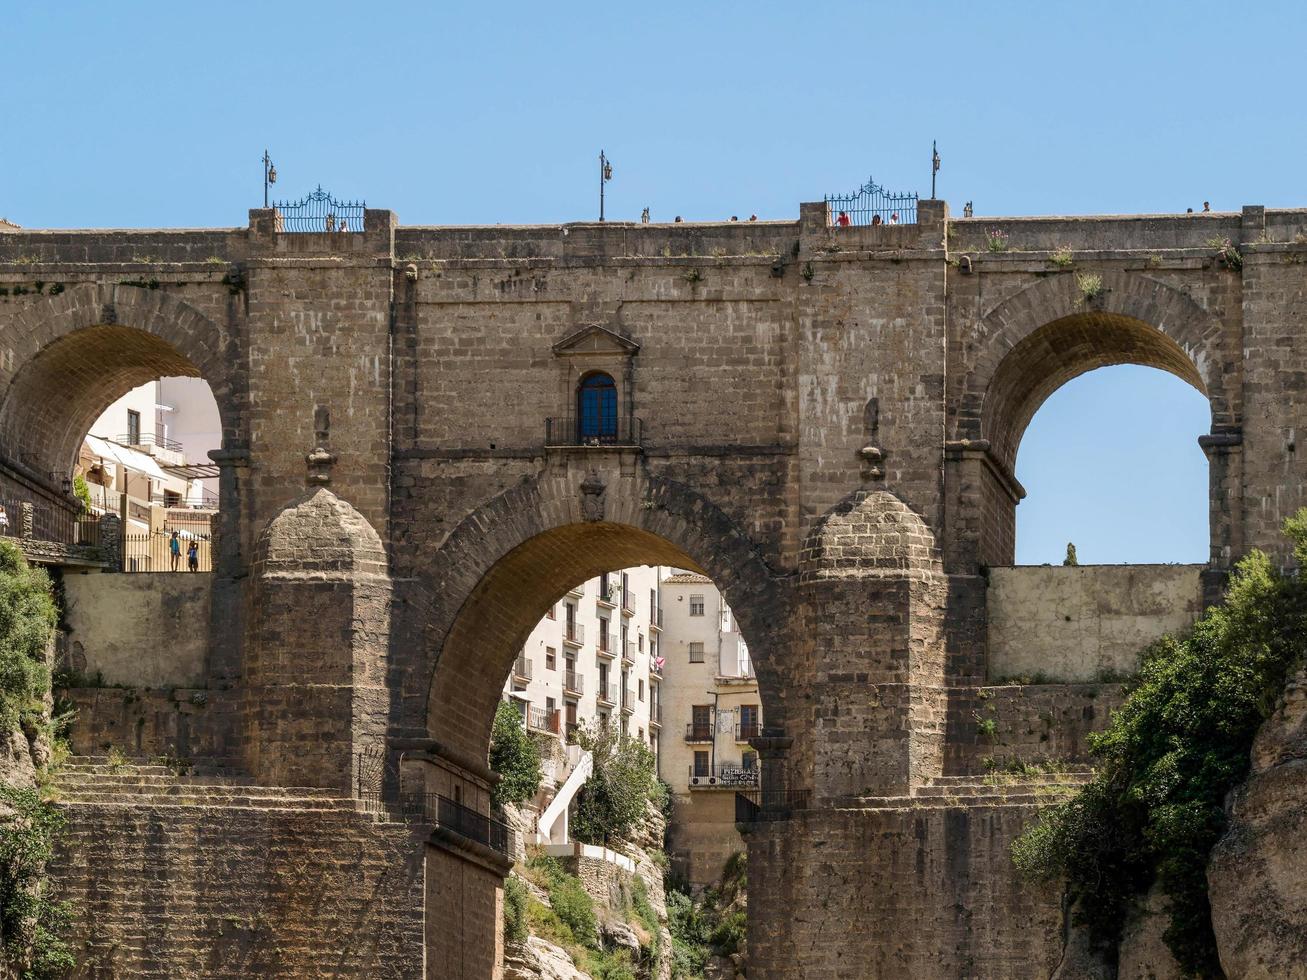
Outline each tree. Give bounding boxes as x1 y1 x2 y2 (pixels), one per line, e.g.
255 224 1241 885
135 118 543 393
571 722 659 845
488 700 542 808
0 540 58 733
71 476 91 515
1014 509 1307 975
1063 542 1079 566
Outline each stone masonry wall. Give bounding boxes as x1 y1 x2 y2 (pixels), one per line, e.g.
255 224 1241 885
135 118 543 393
54 803 427 979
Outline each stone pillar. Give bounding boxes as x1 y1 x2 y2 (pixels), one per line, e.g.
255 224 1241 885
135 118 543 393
244 487 391 790
19 501 33 539
207 448 250 682
97 513 122 570
792 489 948 800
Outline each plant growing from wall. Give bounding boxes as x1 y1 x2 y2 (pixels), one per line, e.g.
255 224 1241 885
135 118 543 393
571 723 659 845
502 875 529 946
71 476 91 516
488 699 542 808
0 541 58 735
1063 543 1079 566
1207 237 1243 271
0 787 75 978
1049 245 1074 268
985 228 1009 252
1076 272 1104 303
1013 509 1307 976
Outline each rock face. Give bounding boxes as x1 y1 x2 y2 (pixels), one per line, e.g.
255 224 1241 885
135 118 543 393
503 936 589 980
1208 667 1307 978
1116 886 1182 980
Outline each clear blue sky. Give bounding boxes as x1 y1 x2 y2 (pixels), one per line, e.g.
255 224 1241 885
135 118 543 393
8 1 1296 563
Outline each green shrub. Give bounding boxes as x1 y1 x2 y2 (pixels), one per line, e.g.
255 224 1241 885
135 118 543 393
0 787 75 978
0 541 57 735
1013 509 1307 975
572 723 660 844
503 875 529 946
549 873 598 949
489 699 542 807
71 476 91 515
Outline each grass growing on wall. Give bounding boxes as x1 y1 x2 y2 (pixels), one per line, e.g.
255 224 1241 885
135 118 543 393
0 541 58 734
1013 510 1307 976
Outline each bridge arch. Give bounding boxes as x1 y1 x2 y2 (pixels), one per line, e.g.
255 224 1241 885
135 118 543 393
950 271 1239 568
417 470 791 764
0 283 242 484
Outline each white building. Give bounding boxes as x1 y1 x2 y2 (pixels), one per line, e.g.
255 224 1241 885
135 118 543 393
656 571 761 888
502 566 664 844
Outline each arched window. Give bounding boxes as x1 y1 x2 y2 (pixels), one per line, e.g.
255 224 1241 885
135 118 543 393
577 372 618 443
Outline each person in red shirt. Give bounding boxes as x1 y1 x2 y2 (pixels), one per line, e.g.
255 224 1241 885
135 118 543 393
836 210 851 227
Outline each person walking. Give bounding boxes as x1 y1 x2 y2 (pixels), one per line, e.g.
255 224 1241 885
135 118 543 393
186 539 199 572
169 530 181 571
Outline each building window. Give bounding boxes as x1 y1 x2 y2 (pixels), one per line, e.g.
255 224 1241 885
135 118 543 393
638 679 645 701
722 608 732 632
546 604 556 620
577 371 618 441
599 618 609 651
691 704 712 736
693 750 710 777
742 750 758 770
739 704 760 740
689 642 704 663
126 409 141 445
546 647 556 670
689 594 705 617
638 634 644 652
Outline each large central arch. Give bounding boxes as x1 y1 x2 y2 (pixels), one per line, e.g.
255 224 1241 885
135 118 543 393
417 470 791 764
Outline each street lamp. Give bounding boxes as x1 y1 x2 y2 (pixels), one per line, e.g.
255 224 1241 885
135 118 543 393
263 150 277 208
599 150 613 222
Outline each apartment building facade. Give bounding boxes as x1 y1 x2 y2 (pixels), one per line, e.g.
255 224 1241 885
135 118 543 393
656 572 761 888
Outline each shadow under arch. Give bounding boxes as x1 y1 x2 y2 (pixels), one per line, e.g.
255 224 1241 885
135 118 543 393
0 283 243 481
417 473 791 764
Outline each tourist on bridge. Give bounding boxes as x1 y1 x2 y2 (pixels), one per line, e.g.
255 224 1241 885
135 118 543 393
169 530 181 571
186 539 199 572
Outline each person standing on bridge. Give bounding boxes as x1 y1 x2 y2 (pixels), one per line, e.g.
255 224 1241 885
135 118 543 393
0 504 8 536
169 530 181 571
186 539 199 572
836 210 852 227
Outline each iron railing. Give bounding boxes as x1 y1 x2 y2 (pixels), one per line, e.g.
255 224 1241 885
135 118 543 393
650 606 663 629
545 416 643 448
621 689 636 714
824 177 918 227
115 432 184 453
621 590 635 614
513 657 532 681
564 670 584 696
736 720 762 741
597 682 617 705
596 632 617 658
362 790 514 856
563 622 585 646
124 531 213 572
689 764 760 788
0 497 103 548
685 724 714 742
735 789 811 823
272 186 365 233
622 642 636 665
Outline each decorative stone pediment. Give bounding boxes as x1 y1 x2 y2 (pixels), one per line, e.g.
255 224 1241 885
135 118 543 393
552 323 640 357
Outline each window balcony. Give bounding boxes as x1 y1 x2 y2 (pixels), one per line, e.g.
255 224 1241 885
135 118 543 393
649 705 662 729
597 682 617 707
527 706 561 736
596 585 618 610
545 416 643 449
735 789 810 823
735 720 761 742
688 764 760 789
621 689 636 715
649 660 663 680
621 642 636 667
649 606 663 632
562 623 585 649
564 671 584 697
685 724 714 743
596 632 617 658
620 591 635 617
512 657 532 683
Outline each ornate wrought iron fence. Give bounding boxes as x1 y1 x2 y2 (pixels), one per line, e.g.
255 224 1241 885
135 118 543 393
271 186 366 233
124 530 212 572
824 178 918 226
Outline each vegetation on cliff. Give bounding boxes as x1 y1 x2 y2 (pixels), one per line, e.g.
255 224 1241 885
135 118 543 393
489 700 544 808
1014 510 1307 977
571 724 664 845
0 540 74 977
666 850 747 979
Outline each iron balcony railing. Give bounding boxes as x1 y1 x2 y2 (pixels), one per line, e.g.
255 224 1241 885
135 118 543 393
649 704 662 727
564 670 584 696
563 622 585 647
361 790 513 856
685 724 714 742
597 582 618 608
650 606 663 630
545 416 643 448
597 682 617 706
621 590 635 614
689 764 760 788
736 720 762 742
513 657 532 682
621 689 636 714
597 631 616 656
115 432 184 453
622 642 636 666
735 789 811 824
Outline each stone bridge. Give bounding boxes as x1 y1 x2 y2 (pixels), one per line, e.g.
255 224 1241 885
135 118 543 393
1 198 1303 977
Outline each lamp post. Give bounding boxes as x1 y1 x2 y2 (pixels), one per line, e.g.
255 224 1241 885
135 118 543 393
931 140 941 200
262 150 277 208
599 150 613 222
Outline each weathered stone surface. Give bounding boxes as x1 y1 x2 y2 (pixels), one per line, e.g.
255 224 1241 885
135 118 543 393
1116 886 1183 980
1208 667 1307 978
503 936 589 980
